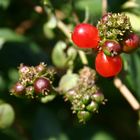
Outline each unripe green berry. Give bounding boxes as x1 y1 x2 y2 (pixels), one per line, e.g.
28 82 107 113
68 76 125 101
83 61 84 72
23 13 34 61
86 101 98 112
93 91 104 103
77 111 91 122
82 95 90 105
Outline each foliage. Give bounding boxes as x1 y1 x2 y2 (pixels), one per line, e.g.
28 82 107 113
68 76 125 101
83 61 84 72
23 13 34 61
0 0 140 140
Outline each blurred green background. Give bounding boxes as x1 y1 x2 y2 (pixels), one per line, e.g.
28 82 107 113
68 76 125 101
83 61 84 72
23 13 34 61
0 0 140 140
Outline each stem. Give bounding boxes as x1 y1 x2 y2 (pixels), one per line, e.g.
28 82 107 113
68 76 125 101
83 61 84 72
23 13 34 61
78 50 88 65
114 77 140 111
56 18 89 66
57 20 71 39
83 7 90 23
102 0 108 15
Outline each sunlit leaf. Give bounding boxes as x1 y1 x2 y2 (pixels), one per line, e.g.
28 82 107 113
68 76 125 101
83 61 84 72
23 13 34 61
46 14 57 29
0 0 11 9
91 131 115 140
124 12 140 31
52 41 67 68
122 51 140 101
59 73 79 92
122 1 139 9
0 28 25 42
0 102 15 129
41 94 56 103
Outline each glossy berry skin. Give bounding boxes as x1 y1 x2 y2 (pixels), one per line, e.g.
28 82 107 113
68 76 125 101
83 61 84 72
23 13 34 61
102 40 122 56
72 23 100 48
123 33 140 53
95 51 122 77
34 77 50 93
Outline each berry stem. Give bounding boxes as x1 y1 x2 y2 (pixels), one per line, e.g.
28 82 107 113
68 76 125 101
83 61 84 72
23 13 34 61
114 77 140 111
102 0 108 15
78 50 88 65
57 20 71 39
83 7 90 23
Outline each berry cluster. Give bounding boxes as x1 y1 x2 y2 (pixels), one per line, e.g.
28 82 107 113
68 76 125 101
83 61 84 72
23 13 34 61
63 67 105 123
72 13 140 77
10 63 55 99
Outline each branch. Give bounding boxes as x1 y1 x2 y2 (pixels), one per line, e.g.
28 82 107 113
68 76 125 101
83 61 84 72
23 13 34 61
114 77 140 111
102 0 108 15
57 20 71 39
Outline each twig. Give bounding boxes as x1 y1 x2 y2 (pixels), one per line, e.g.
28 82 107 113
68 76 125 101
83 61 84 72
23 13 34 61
78 50 88 65
102 0 108 15
83 7 90 23
57 20 71 39
114 77 140 111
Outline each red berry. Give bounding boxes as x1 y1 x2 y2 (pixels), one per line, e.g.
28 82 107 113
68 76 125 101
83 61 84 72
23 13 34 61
13 82 25 94
102 40 122 56
72 23 100 49
122 33 140 53
34 77 50 93
95 51 122 77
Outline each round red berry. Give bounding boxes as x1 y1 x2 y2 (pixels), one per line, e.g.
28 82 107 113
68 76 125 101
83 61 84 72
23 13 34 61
102 40 122 56
72 23 100 49
95 51 122 77
122 33 140 53
34 77 50 93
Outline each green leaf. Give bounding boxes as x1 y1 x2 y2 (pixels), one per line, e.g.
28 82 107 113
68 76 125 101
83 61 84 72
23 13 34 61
46 14 57 29
0 28 25 42
41 94 56 103
67 47 77 61
43 25 55 39
0 0 10 9
122 1 139 9
91 131 115 140
59 73 79 92
75 0 102 20
0 102 15 129
122 51 140 101
124 12 140 31
52 41 67 68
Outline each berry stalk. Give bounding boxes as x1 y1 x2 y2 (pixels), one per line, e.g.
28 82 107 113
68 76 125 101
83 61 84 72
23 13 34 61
114 77 140 111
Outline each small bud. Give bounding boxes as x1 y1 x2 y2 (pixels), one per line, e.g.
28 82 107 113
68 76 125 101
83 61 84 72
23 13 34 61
12 82 25 95
77 111 91 123
102 13 112 23
35 63 46 74
86 101 98 112
19 64 29 74
82 95 90 105
25 86 34 98
93 91 105 103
